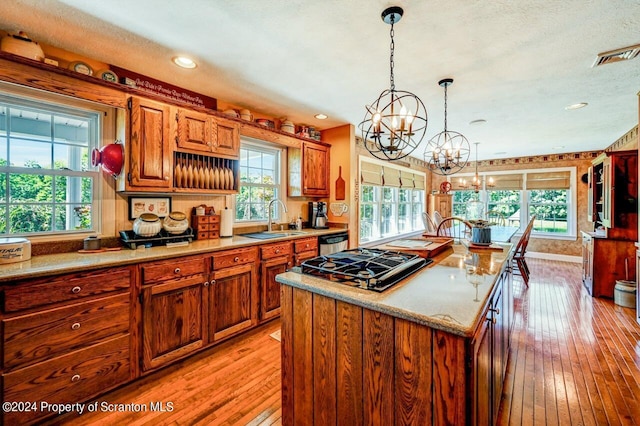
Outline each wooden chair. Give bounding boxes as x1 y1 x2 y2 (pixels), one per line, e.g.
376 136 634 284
433 211 444 227
486 210 507 226
513 215 536 287
422 212 437 234
437 217 472 242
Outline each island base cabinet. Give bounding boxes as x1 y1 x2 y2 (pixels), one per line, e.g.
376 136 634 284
2 335 130 425
282 286 449 425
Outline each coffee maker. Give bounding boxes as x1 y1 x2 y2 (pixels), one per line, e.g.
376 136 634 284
308 201 328 229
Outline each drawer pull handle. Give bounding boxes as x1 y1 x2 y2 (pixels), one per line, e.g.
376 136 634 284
203 281 209 287
71 286 82 294
174 267 181 274
71 322 81 330
275 249 280 254
305 244 309 248
71 374 81 383
234 256 239 262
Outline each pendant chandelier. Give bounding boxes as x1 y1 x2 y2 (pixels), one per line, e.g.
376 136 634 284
359 6 428 161
458 142 495 192
424 78 470 175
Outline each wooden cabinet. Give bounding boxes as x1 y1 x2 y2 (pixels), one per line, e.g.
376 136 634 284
472 269 510 425
589 151 638 240
581 231 636 297
140 256 208 371
176 109 240 158
1 266 133 425
428 193 452 218
210 247 258 342
126 96 172 190
281 260 513 425
259 242 292 321
293 236 318 266
637 248 640 325
288 141 330 197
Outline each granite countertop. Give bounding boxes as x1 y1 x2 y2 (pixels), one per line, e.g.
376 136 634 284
276 243 512 337
0 228 346 283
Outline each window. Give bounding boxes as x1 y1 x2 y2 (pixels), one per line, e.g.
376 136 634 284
235 141 283 222
358 158 426 244
0 92 101 236
449 168 575 238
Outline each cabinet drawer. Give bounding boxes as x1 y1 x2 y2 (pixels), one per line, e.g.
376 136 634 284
294 237 318 253
3 267 131 313
260 243 292 260
294 250 318 266
3 335 130 425
142 256 206 284
3 293 129 370
213 247 257 269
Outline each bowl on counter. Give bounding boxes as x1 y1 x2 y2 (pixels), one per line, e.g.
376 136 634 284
133 213 162 237
163 211 189 235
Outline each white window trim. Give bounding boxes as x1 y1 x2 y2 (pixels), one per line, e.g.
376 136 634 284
0 82 113 240
233 137 286 228
358 156 427 245
449 166 577 240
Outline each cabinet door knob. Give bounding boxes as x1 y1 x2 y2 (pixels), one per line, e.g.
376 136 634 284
234 256 239 262
492 317 497 324
174 267 181 274
71 286 82 294
305 243 309 248
203 281 209 287
211 279 216 285
164 176 169 181
71 374 81 383
71 322 81 330
275 249 280 254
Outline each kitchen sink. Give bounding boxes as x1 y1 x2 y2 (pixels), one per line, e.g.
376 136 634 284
241 231 306 239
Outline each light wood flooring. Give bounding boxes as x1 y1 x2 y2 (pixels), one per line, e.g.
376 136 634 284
49 258 640 425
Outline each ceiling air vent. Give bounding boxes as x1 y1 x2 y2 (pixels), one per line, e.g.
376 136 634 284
592 43 640 67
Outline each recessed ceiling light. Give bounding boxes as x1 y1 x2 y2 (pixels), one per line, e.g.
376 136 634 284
565 102 588 110
469 119 487 125
172 56 197 69
314 113 328 120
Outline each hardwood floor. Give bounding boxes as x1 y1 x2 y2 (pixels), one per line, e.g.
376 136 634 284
499 258 640 425
48 258 640 425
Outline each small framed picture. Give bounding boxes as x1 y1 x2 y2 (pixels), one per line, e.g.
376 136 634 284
128 196 172 220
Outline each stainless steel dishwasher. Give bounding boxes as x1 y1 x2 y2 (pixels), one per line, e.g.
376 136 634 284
318 231 349 255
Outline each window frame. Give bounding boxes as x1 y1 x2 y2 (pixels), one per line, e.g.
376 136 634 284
358 157 426 245
233 137 286 226
0 84 109 238
448 166 577 240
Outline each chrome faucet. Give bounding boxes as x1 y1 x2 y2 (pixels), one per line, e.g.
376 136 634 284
267 198 288 232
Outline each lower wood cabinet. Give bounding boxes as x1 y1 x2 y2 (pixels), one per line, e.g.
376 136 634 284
293 236 318 266
1 266 134 425
260 242 292 321
581 231 636 297
210 247 258 342
141 275 208 371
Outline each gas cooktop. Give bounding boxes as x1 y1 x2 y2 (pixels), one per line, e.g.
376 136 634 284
300 248 431 292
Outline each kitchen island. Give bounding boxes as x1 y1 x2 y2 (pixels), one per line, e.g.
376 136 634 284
276 244 513 425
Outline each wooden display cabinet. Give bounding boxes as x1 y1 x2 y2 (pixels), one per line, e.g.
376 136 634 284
288 141 330 197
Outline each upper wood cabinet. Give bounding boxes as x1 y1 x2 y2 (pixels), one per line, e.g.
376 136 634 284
428 193 452 218
288 141 330 197
589 150 637 240
175 109 240 159
126 96 172 190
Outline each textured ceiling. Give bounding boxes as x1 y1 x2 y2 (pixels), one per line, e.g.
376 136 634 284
1 0 639 160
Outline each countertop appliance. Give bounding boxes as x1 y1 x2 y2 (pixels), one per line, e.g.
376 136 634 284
301 247 431 292
309 201 329 229
318 231 349 256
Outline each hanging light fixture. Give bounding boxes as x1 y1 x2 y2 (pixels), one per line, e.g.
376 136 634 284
359 6 428 161
424 78 470 175
458 142 495 191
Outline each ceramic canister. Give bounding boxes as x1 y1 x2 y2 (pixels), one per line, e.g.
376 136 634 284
0 238 31 264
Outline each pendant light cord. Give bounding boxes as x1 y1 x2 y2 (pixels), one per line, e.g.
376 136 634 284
389 14 395 92
443 83 448 132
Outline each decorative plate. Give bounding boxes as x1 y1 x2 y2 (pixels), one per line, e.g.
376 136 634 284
97 69 118 83
440 181 452 194
68 61 93 76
